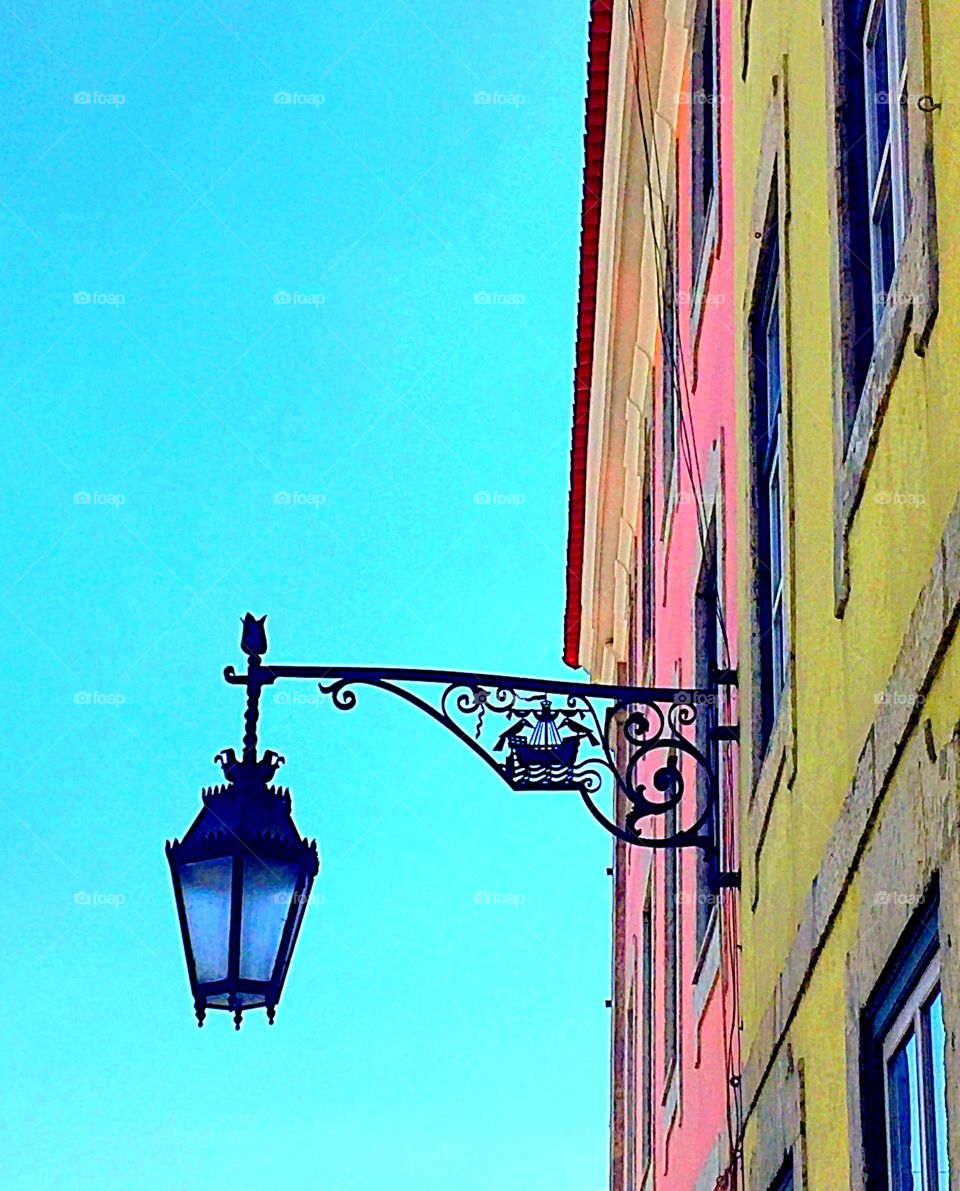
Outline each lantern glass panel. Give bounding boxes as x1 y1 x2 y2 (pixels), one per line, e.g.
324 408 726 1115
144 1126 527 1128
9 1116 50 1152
180 857 233 983
276 876 310 988
239 858 301 983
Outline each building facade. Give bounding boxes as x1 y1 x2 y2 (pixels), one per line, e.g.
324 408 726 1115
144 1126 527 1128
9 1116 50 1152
565 1 741 1187
568 0 959 1187
734 0 959 1187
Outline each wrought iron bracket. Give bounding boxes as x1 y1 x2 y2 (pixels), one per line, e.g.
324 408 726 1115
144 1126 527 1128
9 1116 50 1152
222 616 741 889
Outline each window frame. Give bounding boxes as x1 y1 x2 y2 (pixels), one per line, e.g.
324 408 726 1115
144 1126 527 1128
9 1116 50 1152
750 186 788 754
860 891 949 1191
691 0 720 332
862 0 910 337
825 0 939 613
880 956 948 1190
661 202 680 508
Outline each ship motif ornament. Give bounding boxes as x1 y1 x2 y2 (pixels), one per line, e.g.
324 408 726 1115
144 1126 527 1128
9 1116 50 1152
495 697 599 789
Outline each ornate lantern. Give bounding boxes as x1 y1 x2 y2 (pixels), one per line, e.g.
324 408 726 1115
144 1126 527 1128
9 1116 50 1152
166 616 319 1029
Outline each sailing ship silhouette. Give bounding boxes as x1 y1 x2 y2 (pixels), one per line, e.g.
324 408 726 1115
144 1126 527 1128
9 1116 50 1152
495 697 598 786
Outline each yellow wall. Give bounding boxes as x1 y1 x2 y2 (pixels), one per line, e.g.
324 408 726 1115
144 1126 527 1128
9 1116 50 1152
735 0 960 1182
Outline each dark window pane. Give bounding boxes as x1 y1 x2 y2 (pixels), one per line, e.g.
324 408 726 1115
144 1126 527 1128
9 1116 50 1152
751 209 786 746
887 1030 923 1191
874 166 897 318
868 1 891 174
926 991 950 1190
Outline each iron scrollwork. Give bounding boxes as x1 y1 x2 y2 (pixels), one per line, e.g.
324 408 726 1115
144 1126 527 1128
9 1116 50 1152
223 615 737 873
313 672 721 853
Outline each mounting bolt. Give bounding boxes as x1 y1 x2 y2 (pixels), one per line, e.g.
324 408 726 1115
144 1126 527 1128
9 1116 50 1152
605 999 612 1009
606 866 613 876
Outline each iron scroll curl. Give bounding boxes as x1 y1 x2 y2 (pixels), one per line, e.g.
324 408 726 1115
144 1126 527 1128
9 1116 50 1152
308 671 720 854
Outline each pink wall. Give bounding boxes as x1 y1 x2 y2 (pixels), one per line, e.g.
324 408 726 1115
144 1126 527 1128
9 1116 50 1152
616 2 740 1186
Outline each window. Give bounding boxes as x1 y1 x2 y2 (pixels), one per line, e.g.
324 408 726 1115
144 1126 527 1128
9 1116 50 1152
694 516 720 953
663 801 679 1086
691 0 719 283
641 890 654 1176
862 892 951 1190
750 184 788 750
862 0 910 337
836 0 912 434
882 962 949 1189
662 207 679 497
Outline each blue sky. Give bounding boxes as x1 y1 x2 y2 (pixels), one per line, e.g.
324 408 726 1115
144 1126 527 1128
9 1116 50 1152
0 2 610 1188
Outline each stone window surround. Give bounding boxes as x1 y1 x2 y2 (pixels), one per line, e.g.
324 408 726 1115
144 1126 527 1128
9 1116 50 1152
740 65 799 914
740 487 960 1177
747 1046 808 1191
844 833 958 1184
824 0 940 616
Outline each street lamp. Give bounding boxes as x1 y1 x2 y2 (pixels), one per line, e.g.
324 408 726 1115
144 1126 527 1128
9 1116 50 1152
167 614 738 1028
166 615 319 1029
